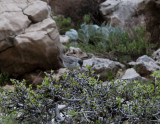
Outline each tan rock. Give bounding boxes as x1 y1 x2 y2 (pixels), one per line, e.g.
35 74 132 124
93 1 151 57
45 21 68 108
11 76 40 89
0 12 31 40
66 47 88 59
3 85 14 91
60 35 70 44
24 1 49 22
53 68 68 79
0 0 63 77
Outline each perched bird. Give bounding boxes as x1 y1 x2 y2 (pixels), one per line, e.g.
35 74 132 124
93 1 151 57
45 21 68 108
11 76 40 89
57 47 83 70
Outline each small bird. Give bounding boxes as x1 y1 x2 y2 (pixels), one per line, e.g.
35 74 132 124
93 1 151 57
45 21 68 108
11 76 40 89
57 47 83 70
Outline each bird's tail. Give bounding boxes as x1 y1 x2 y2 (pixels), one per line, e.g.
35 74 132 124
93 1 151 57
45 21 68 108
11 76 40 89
57 46 64 59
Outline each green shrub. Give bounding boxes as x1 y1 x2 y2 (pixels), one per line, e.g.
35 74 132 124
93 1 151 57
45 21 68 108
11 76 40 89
53 14 72 35
0 69 160 123
66 24 154 62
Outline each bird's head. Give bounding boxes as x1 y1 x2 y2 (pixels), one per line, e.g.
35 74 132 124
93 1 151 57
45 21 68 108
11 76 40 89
78 59 83 68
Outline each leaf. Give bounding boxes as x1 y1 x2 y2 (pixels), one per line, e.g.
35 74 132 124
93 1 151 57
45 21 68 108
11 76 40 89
68 110 77 116
65 29 78 40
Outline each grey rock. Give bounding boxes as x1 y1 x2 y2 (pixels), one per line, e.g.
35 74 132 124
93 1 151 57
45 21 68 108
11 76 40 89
136 55 155 63
122 68 146 81
135 55 160 76
84 57 125 81
152 49 160 61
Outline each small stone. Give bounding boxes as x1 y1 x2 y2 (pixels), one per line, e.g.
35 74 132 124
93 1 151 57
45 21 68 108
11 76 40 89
66 47 88 59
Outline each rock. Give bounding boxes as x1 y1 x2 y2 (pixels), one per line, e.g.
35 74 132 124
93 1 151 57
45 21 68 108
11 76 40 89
3 85 14 91
60 35 70 44
100 0 160 45
24 1 49 22
121 68 146 81
136 55 155 63
134 55 160 76
83 57 125 81
0 0 63 77
128 61 136 66
100 0 145 28
0 40 13 52
53 68 68 79
152 49 160 61
0 12 31 41
66 47 88 59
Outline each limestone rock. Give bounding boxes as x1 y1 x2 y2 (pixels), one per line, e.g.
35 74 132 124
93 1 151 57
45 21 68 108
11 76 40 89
135 55 160 76
136 55 155 63
83 57 125 81
0 12 31 41
152 49 160 61
53 68 68 79
3 85 14 91
100 0 160 44
24 1 49 22
122 68 146 81
100 0 145 28
66 47 88 59
60 35 70 44
0 0 63 77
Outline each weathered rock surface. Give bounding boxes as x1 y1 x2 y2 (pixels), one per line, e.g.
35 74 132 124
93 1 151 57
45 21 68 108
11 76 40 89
100 0 145 28
152 48 160 61
60 35 70 44
130 55 160 76
122 68 146 81
83 57 125 81
53 68 68 80
66 47 88 59
0 0 63 77
100 0 160 44
24 1 49 22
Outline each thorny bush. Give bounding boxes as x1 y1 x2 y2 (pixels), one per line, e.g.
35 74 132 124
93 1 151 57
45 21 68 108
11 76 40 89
0 69 160 124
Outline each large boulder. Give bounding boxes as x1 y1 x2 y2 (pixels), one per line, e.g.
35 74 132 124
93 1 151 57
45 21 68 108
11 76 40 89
100 0 160 44
0 0 63 77
83 57 125 81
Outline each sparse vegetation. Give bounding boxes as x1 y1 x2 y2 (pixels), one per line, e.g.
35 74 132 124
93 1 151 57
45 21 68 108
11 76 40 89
53 14 72 35
66 24 154 62
0 69 160 124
